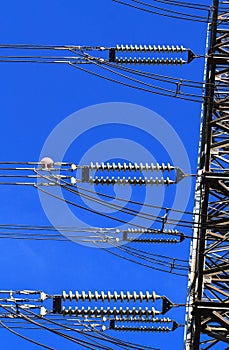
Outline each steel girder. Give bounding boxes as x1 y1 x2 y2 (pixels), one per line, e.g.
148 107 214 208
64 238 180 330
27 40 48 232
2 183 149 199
185 1 229 349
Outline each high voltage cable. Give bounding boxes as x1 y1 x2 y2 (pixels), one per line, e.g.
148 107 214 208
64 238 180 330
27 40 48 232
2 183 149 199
69 56 207 103
39 172 228 233
146 0 210 11
125 0 209 19
82 57 205 101
1 166 225 233
112 0 210 22
1 303 159 350
1 165 227 232
0 43 211 102
25 308 158 350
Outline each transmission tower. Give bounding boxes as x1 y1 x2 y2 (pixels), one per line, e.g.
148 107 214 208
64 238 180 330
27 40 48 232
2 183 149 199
185 0 229 349
1 1 226 349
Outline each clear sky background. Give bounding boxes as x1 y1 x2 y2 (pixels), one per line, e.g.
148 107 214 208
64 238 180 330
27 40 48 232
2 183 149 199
0 1 211 349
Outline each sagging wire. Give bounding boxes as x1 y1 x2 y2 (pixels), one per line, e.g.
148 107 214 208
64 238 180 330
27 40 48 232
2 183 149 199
0 43 211 102
1 163 227 235
0 320 54 350
112 0 211 23
34 185 189 276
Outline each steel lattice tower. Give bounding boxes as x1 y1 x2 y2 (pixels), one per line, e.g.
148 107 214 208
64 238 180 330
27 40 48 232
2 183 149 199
185 0 229 348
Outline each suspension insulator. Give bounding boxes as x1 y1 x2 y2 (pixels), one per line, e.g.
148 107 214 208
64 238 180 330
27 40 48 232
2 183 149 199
113 317 173 323
89 162 174 172
129 238 182 244
61 290 159 303
89 176 175 186
115 44 186 53
114 57 186 65
110 325 171 332
62 306 159 318
125 228 182 235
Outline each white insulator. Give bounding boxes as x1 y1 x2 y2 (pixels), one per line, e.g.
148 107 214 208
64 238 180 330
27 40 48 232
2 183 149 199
111 176 116 184
69 290 73 301
139 162 144 171
150 162 154 171
117 162 122 171
95 162 100 171
134 45 138 51
71 163 77 171
82 291 86 301
130 45 134 51
107 162 112 171
117 177 122 185
68 306 73 316
75 291 79 302
95 291 99 301
112 307 117 316
123 162 127 171
121 44 125 51
62 291 67 301
88 291 92 301
62 307 66 316
101 291 105 302
128 162 133 170
139 291 144 302
114 291 118 301
101 162 105 171
156 163 160 171
71 177 77 185
145 162 149 171
127 291 131 302
133 291 137 302
161 163 165 172
112 162 116 171
89 162 94 170
40 306 47 316
120 291 124 301
107 291 112 302
145 291 150 302
143 45 148 52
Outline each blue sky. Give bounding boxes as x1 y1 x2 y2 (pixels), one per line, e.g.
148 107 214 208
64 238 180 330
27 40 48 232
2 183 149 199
0 1 210 349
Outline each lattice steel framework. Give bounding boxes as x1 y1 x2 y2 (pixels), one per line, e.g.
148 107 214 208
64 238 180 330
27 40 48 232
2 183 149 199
185 0 229 349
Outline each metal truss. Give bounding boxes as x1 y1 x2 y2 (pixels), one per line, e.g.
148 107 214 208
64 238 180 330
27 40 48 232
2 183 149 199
185 0 229 349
